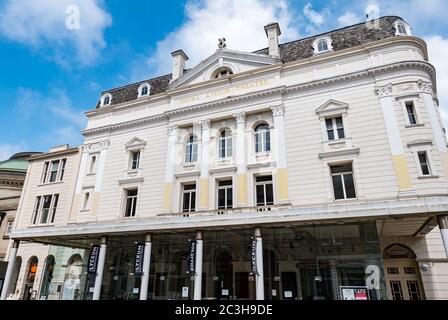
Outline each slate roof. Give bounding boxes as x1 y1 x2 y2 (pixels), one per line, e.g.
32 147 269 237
95 16 404 108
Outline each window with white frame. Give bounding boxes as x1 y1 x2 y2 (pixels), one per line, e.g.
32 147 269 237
405 101 418 125
130 150 141 170
255 176 274 206
254 124 271 153
124 189 138 217
31 194 59 225
185 135 198 163
4 221 14 237
219 129 233 159
182 183 196 213
330 163 356 200
325 116 345 141
417 151 431 176
82 192 91 211
89 154 98 174
42 159 67 183
313 36 333 54
217 180 233 209
138 83 150 98
100 93 112 107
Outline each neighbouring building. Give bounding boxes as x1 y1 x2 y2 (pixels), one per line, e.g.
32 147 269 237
2 16 448 301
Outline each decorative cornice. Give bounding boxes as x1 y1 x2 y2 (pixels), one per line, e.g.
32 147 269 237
233 111 246 124
271 105 285 117
118 177 144 185
407 139 433 147
375 83 393 98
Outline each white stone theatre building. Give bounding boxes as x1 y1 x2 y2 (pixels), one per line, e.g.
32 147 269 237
2 16 448 301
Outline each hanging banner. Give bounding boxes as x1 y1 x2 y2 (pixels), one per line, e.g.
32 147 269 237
88 245 100 274
134 243 145 276
186 239 196 275
249 237 258 276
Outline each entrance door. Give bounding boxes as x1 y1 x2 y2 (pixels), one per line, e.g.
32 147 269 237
383 244 425 300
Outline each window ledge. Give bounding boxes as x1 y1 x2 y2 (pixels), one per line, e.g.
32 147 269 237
79 209 91 213
333 198 358 203
125 169 141 174
405 124 425 128
326 138 350 145
418 175 439 180
38 181 64 187
86 172 96 177
29 223 55 228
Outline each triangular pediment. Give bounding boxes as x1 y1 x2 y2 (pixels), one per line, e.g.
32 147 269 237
169 49 281 89
125 137 147 150
315 99 349 116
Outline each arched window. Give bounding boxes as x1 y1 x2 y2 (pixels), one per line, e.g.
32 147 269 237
317 39 329 52
23 256 38 300
185 135 198 163
40 255 55 299
213 67 233 79
397 23 407 35
254 124 271 153
138 83 150 97
100 93 112 107
219 129 232 159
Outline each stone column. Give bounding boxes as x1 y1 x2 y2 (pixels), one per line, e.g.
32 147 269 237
419 80 448 177
0 240 19 300
438 216 448 257
194 231 203 300
255 228 265 300
233 112 248 207
199 120 211 210
271 105 289 203
375 84 414 195
139 234 152 300
93 237 107 300
163 126 178 212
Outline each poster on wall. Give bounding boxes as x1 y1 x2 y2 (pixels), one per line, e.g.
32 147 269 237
341 286 369 300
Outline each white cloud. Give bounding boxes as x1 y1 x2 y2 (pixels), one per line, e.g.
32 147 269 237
146 0 300 77
0 0 112 66
338 11 360 27
0 142 28 161
425 35 448 130
303 3 325 26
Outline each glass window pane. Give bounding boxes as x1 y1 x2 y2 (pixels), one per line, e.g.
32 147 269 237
50 194 59 223
227 137 233 157
327 130 335 141
332 175 344 200
182 193 190 212
256 176 273 183
343 174 356 199
330 163 352 174
126 197 133 217
190 192 196 212
256 185 265 206
265 131 271 152
227 188 233 208
218 189 226 209
325 119 333 130
265 183 274 205
255 132 261 153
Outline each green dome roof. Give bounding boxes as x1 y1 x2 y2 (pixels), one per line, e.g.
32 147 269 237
0 159 29 173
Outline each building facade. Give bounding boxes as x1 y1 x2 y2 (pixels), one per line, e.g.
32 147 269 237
2 16 448 300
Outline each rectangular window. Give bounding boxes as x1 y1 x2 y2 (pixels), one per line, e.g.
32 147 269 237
31 194 58 225
131 151 141 170
326 116 345 141
41 162 49 183
89 155 97 174
217 180 233 209
49 160 60 182
82 192 91 211
4 221 14 237
182 184 196 213
59 159 66 181
330 163 356 200
406 102 417 125
418 152 431 175
124 189 138 217
255 176 274 206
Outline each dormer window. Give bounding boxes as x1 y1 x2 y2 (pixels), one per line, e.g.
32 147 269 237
212 67 233 79
313 36 333 55
138 83 150 98
394 21 412 36
100 93 112 107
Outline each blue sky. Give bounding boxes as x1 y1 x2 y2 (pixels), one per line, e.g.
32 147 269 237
0 0 447 160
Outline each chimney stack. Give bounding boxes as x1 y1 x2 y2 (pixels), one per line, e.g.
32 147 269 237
171 50 189 82
264 22 281 58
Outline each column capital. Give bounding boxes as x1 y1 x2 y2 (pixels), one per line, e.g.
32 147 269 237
167 125 178 136
375 83 393 98
233 112 246 125
418 80 434 96
199 119 211 131
271 105 285 117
